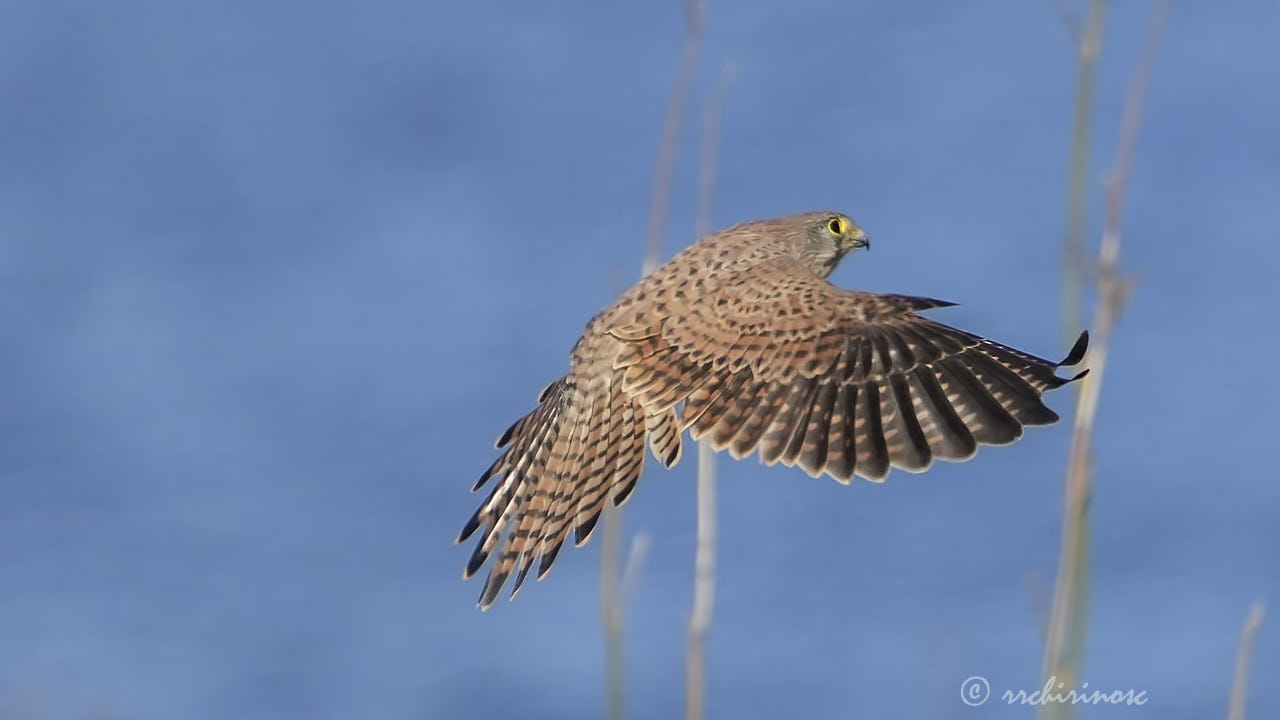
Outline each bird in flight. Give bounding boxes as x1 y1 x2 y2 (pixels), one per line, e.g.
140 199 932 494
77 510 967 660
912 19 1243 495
458 211 1088 609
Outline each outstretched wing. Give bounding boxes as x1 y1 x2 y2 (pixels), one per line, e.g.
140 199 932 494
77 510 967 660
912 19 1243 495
460 255 1087 609
615 256 1088 482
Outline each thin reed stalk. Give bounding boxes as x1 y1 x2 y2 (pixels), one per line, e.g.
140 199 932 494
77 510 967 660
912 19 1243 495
686 61 734 720
1040 4 1170 718
602 3 705 719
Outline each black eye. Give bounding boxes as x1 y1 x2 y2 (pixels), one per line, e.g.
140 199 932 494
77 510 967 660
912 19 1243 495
827 218 842 234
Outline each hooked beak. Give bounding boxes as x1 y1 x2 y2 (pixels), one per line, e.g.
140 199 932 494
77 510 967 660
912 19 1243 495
843 230 870 251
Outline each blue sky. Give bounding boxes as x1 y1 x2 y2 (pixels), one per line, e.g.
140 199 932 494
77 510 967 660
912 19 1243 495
2 1 1278 718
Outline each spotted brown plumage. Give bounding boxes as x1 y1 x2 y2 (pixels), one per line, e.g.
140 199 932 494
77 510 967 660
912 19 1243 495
458 211 1088 609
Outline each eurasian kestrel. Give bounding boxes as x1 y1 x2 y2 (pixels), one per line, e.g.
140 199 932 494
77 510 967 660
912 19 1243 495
459 211 1088 609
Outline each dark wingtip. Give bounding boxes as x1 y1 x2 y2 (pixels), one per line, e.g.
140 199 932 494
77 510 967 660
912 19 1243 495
574 512 601 546
456 512 482 545
1071 367 1090 382
611 478 639 507
1060 330 1090 367
472 464 496 492
537 379 561 403
663 444 680 468
463 543 488 578
888 294 957 311
477 571 506 610
509 562 534 601
537 543 564 580
495 421 518 449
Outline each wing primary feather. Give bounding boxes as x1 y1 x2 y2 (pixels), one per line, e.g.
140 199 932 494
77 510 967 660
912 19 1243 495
937 357 1023 444
828 382 859 482
1060 330 1090 366
682 370 733 434
779 379 820 466
689 370 750 440
759 378 810 464
610 404 648 507
797 381 838 476
854 380 889 480
886 373 931 471
728 381 788 459
495 415 524 449
961 348 1059 425
711 380 766 449
532 380 612 584
910 365 977 460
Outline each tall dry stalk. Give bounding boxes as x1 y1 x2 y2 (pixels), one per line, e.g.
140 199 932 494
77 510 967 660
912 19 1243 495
599 503 625 720
601 3 704 719
1040 3 1170 718
642 0 705 277
1039 1 1107 703
600 506 652 720
1226 602 1266 720
1061 0 1106 343
685 61 735 720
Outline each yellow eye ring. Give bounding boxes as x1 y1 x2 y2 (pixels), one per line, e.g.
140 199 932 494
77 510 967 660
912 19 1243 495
827 217 845 235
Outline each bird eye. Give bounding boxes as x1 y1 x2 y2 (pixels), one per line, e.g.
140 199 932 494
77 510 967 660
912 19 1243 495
827 217 844 235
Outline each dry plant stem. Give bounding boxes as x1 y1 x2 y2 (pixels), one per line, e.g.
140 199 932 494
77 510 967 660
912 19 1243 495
600 504 625 720
686 60 733 720
603 4 705 719
621 533 651 606
1227 602 1267 720
694 62 734 240
1040 4 1169 718
601 513 651 720
1042 4 1106 709
642 0 705 276
1061 0 1105 344
684 443 715 720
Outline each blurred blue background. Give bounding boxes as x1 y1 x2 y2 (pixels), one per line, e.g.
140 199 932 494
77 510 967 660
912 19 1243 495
2 1 1277 718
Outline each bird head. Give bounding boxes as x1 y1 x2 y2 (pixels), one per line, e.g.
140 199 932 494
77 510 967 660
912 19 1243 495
796 211 869 276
